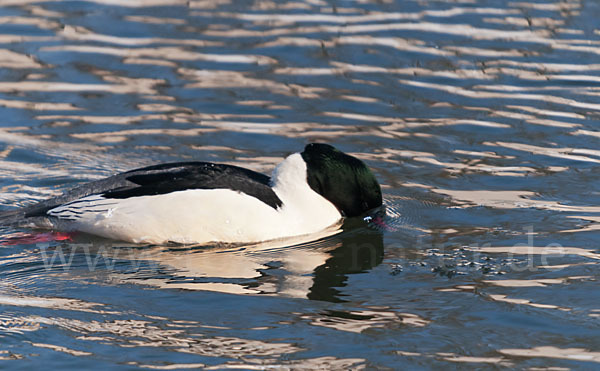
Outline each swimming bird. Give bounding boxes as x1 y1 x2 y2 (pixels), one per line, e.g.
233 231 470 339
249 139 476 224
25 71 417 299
1 143 383 245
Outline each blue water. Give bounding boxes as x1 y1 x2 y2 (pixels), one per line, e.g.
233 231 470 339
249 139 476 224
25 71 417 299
1 0 600 369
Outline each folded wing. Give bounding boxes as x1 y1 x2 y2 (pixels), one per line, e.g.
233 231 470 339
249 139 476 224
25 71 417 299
10 162 281 223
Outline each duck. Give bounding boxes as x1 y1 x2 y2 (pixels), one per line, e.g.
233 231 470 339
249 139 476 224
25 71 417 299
1 143 383 245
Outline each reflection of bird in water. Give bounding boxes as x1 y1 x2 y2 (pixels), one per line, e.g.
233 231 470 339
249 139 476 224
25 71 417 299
1 143 383 245
91 222 384 302
308 226 384 302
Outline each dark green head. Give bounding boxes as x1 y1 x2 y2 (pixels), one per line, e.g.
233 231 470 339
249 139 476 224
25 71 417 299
300 143 383 217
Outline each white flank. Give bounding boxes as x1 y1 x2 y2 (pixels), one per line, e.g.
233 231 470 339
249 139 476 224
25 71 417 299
46 153 342 244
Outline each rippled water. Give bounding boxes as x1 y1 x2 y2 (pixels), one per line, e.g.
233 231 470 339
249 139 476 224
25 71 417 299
1 0 600 369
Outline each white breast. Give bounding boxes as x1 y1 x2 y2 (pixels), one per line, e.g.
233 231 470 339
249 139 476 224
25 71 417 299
270 153 342 231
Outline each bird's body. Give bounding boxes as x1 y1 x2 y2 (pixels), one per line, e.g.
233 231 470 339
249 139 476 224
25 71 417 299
1 144 382 245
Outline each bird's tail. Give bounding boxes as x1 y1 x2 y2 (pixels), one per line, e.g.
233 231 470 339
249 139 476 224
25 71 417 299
0 208 26 227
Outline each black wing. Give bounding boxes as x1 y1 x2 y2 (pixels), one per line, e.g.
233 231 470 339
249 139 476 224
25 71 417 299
103 162 282 208
16 162 282 220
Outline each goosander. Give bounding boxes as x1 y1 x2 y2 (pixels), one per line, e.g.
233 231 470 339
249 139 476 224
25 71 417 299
1 143 383 244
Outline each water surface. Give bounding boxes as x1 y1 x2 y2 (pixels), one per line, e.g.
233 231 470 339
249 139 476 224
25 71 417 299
1 0 600 369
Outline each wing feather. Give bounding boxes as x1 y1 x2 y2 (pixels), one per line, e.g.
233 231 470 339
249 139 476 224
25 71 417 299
18 161 281 222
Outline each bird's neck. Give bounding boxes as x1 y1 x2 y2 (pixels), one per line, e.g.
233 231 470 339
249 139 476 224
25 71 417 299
271 153 341 221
